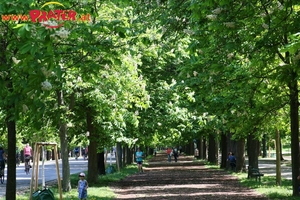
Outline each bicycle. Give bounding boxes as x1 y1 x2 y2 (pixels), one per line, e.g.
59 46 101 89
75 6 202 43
0 165 4 184
24 156 31 175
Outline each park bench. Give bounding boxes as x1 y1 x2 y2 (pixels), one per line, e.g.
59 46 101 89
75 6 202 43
247 166 264 182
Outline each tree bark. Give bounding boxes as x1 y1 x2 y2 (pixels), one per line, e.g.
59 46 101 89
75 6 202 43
199 136 203 159
97 152 105 175
202 138 207 159
220 132 227 169
262 134 267 158
116 143 122 169
6 118 16 200
226 132 237 169
3 67 17 199
86 107 98 184
207 134 217 164
288 71 299 196
236 138 245 172
275 129 281 186
247 133 259 169
56 90 71 192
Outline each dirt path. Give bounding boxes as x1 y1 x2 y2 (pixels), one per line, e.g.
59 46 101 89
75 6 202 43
110 153 269 200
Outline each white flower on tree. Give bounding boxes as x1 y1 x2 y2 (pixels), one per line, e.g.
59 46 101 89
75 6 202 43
12 57 20 64
55 27 70 39
40 20 58 29
224 22 235 28
227 53 234 59
212 8 222 15
262 23 269 29
206 14 217 20
41 80 52 91
22 104 28 113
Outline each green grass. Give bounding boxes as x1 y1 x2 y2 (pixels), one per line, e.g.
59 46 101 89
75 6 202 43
235 172 298 199
203 163 297 199
14 164 138 200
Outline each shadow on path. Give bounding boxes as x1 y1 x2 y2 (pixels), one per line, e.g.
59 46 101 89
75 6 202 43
110 153 269 200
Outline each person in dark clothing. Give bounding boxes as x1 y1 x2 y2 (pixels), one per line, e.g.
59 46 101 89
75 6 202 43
0 146 7 174
173 147 179 162
228 152 236 171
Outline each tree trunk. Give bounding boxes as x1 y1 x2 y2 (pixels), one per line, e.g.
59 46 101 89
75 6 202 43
207 134 217 164
247 133 259 169
86 107 98 184
97 152 105 175
262 134 267 158
275 129 281 186
6 118 16 200
122 146 126 167
116 143 122 169
220 132 227 169
56 91 71 192
125 145 133 165
236 138 245 172
226 132 237 170
288 71 299 196
202 138 207 159
4 72 17 199
199 136 203 159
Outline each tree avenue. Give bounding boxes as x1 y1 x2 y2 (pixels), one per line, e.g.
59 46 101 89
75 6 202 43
0 0 300 199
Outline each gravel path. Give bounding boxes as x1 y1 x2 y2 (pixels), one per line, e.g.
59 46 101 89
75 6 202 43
110 153 269 200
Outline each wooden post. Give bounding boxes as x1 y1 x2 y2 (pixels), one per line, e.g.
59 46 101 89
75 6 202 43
29 142 63 200
54 144 63 200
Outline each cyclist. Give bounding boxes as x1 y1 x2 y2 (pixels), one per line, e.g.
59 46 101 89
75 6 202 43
0 146 7 175
23 143 33 173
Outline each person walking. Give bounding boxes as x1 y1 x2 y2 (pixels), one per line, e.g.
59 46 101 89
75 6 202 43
78 172 88 200
0 146 7 175
173 147 179 162
166 148 172 162
228 152 236 171
136 148 144 174
74 147 80 160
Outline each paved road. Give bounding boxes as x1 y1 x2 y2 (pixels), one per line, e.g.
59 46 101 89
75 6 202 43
256 155 292 180
0 153 116 199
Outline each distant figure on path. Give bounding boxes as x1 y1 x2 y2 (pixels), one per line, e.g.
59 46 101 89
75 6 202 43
136 148 144 173
23 143 33 169
0 146 7 174
166 148 172 162
173 147 178 162
228 152 236 171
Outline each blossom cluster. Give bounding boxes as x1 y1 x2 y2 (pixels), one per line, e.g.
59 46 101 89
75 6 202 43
41 80 52 91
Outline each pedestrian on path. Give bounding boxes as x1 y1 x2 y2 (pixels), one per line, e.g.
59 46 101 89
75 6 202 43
78 172 88 200
166 147 172 162
228 152 236 171
136 148 144 173
0 146 7 175
173 147 179 162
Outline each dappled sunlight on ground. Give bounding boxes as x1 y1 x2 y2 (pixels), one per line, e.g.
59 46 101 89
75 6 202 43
110 153 268 200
